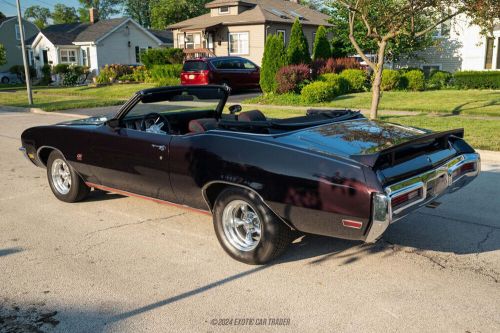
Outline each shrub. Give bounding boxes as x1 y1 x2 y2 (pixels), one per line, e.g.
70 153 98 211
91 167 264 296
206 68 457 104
318 73 349 95
260 34 286 93
402 69 425 91
380 69 402 91
96 64 134 84
287 18 311 65
275 64 311 94
40 64 52 84
301 81 337 103
427 70 452 89
311 58 326 79
453 71 500 89
322 57 361 74
60 65 88 86
132 66 149 82
340 69 366 92
9 65 36 82
153 77 180 87
52 63 70 74
148 64 182 83
312 26 331 61
118 74 135 81
140 48 184 68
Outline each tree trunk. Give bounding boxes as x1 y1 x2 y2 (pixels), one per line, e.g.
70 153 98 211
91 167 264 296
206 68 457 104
369 41 387 120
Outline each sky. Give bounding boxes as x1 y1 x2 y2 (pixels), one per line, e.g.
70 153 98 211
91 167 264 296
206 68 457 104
0 0 82 17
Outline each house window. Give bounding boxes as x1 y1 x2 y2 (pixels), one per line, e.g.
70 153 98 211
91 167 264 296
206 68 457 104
484 37 494 69
422 65 441 78
86 47 91 67
277 29 286 44
15 24 21 40
60 49 77 63
135 46 147 63
229 32 249 55
219 6 229 14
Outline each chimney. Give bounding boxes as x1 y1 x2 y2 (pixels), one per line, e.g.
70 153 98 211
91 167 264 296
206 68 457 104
289 0 298 3
89 7 99 24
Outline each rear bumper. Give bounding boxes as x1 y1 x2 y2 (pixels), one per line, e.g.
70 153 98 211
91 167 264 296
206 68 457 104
365 152 480 242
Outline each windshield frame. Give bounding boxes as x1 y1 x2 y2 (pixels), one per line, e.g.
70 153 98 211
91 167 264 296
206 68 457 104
113 85 230 122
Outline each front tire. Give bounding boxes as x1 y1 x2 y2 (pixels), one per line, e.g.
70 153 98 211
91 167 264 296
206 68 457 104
47 151 89 202
213 188 292 264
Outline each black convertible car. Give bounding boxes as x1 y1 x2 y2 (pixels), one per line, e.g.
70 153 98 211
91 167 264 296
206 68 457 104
20 85 480 264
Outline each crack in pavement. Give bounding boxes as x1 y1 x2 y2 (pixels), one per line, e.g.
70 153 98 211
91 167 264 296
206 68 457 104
84 213 186 239
477 228 495 253
415 211 500 230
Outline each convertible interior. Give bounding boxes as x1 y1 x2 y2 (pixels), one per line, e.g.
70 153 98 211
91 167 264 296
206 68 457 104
118 86 364 136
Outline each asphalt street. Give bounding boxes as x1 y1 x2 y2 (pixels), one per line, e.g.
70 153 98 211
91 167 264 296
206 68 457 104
0 108 499 333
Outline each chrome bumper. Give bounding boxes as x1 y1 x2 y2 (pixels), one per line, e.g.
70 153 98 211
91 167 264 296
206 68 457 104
365 153 480 243
19 146 30 161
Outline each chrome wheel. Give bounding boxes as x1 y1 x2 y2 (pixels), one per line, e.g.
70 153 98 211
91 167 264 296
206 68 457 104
222 200 262 251
51 158 71 195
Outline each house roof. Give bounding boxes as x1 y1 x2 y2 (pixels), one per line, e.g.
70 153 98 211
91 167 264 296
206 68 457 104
40 23 90 45
0 16 15 25
168 0 332 30
148 29 173 44
73 18 128 42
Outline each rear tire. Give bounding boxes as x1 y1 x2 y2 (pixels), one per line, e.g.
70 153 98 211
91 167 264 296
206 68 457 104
1 77 9 84
213 188 292 264
47 150 89 203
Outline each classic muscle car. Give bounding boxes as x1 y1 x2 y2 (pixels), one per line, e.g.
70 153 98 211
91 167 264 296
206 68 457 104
20 85 480 264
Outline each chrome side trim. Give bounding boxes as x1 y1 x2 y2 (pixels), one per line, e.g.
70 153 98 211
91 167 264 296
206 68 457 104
364 153 480 243
201 180 295 230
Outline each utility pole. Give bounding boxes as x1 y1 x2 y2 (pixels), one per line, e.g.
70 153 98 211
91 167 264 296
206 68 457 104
15 0 33 105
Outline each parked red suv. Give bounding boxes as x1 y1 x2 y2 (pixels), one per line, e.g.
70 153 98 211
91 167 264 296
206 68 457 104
181 56 260 90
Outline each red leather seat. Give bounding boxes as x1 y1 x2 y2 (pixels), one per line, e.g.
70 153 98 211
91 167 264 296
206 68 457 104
238 110 266 122
188 118 218 133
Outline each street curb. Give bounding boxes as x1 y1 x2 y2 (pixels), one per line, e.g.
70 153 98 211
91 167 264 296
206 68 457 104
477 150 500 163
30 108 87 119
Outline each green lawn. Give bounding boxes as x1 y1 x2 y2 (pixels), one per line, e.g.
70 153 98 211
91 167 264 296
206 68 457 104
252 107 500 151
245 90 500 117
0 83 154 111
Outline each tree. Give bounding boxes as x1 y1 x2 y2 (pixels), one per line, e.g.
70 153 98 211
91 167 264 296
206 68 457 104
24 6 51 29
78 0 122 21
0 44 6 66
287 18 311 65
336 0 500 119
150 0 211 30
260 34 286 93
312 26 331 60
122 0 151 27
52 4 80 24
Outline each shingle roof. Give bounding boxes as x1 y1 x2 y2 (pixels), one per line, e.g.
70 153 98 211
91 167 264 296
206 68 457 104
40 23 89 45
148 29 173 44
73 18 128 43
36 18 129 45
0 16 15 25
169 0 331 29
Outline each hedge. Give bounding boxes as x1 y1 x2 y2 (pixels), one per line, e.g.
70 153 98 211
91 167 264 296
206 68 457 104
301 81 337 103
140 48 184 69
275 64 311 94
318 73 349 95
453 71 500 89
340 69 367 92
403 70 425 91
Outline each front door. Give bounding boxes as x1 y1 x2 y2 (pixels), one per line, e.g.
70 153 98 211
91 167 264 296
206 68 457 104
89 125 174 202
42 50 48 65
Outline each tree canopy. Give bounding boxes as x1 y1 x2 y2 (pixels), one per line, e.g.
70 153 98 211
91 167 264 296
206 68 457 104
150 0 211 30
122 0 151 28
24 5 51 29
287 18 311 65
78 0 122 21
52 4 80 24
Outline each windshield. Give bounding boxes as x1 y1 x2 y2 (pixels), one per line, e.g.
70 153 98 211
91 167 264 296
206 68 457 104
122 86 227 121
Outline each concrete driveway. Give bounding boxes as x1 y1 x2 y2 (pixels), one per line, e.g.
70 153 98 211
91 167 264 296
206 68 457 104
1 109 499 332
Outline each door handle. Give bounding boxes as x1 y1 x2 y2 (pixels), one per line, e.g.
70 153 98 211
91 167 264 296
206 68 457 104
151 144 166 152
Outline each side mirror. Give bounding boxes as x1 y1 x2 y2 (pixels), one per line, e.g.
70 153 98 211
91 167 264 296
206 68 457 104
106 118 121 130
229 104 242 114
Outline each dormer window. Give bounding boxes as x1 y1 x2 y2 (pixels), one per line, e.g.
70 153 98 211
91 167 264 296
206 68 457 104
219 6 230 14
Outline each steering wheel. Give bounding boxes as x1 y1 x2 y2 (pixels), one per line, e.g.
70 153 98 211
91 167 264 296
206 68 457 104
140 112 171 133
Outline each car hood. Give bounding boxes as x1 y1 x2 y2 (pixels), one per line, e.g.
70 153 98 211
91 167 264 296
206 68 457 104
58 116 109 126
275 118 429 160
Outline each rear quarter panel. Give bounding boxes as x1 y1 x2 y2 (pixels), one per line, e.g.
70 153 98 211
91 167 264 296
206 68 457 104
169 131 375 240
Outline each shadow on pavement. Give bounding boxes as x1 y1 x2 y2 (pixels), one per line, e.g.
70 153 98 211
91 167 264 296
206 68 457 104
0 247 23 257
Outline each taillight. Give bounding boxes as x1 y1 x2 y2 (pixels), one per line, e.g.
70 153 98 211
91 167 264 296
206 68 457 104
391 188 422 208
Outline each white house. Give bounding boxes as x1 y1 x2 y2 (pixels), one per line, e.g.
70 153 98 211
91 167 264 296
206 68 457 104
393 14 500 75
27 12 173 76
